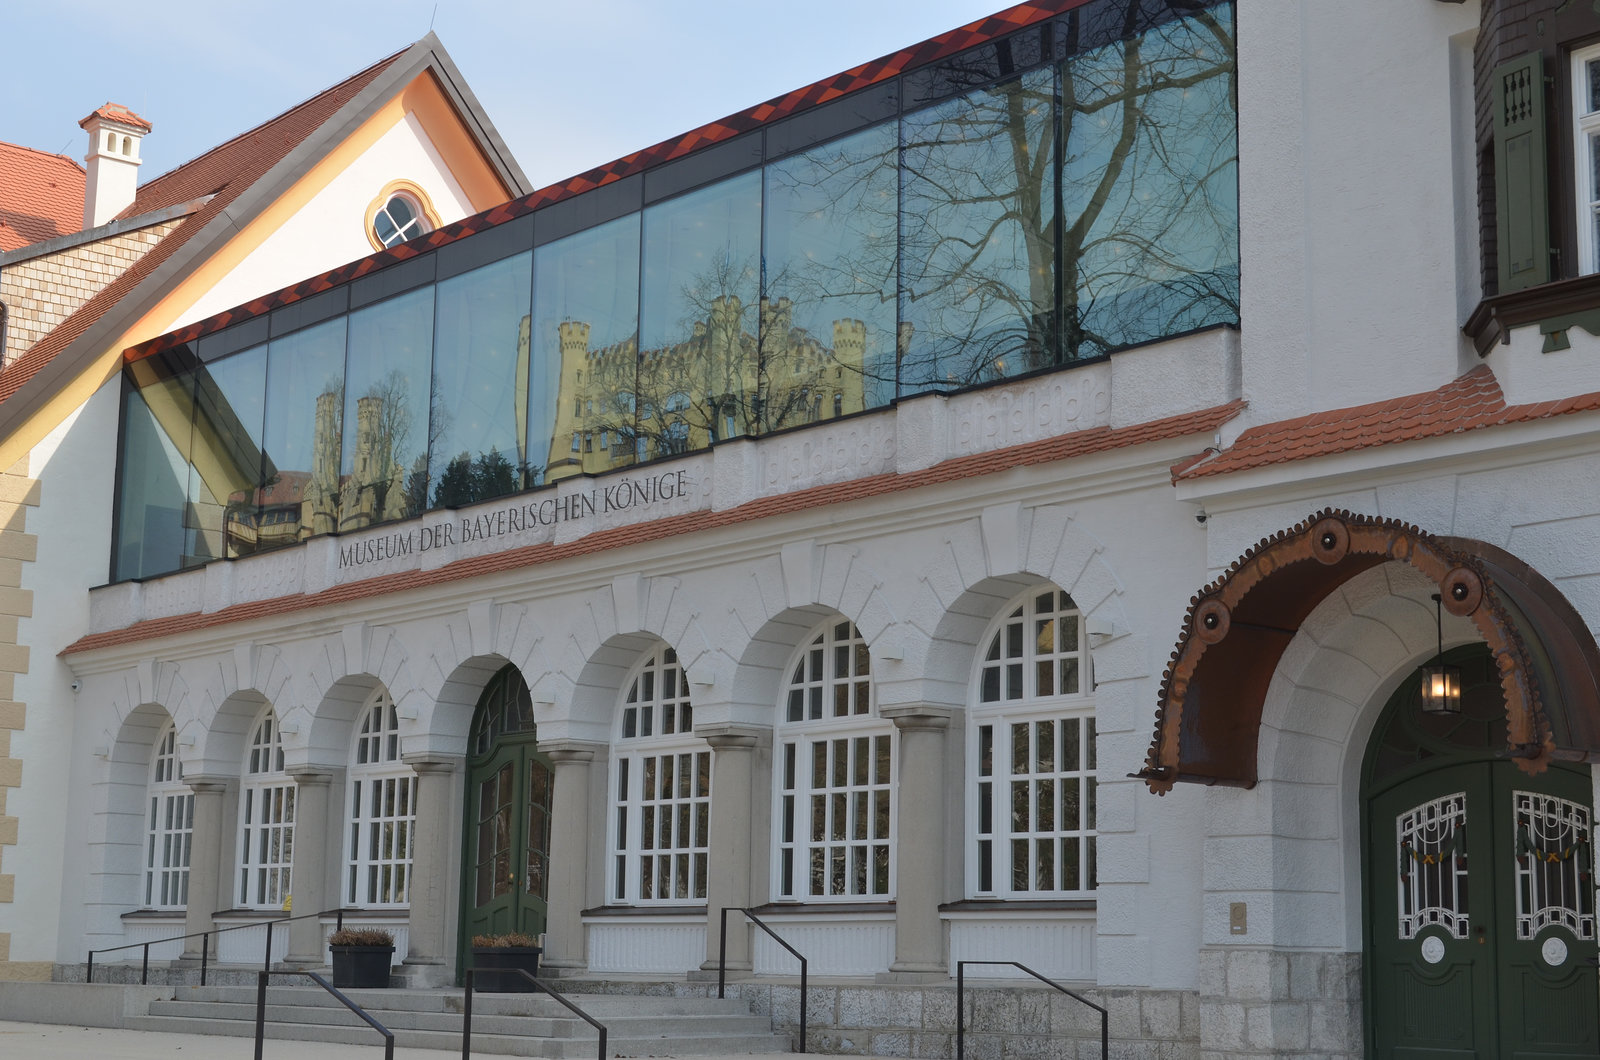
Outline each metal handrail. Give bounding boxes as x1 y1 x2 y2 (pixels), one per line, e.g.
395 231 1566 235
254 969 393 1059
462 968 607 1060
956 960 1106 1060
716 906 808 1053
86 908 347 986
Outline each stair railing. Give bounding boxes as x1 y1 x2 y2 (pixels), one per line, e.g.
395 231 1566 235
461 968 607 1060
716 906 808 1053
254 969 393 1059
86 908 347 986
955 960 1106 1060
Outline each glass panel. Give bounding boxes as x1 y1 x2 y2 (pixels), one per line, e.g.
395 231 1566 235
342 286 434 528
638 171 762 455
430 252 533 506
901 67 1057 393
1059 8 1239 358
762 121 899 422
259 317 346 548
190 343 268 562
115 352 198 580
533 214 641 482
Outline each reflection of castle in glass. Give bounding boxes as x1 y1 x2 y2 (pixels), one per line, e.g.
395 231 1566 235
544 296 872 480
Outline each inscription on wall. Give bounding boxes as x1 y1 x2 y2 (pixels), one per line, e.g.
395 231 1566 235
337 470 690 570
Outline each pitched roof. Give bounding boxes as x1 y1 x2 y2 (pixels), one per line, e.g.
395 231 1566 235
1173 366 1600 481
0 48 405 407
0 141 85 252
78 103 152 133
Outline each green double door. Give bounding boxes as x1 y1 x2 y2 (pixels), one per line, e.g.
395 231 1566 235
1365 648 1600 1058
457 666 553 976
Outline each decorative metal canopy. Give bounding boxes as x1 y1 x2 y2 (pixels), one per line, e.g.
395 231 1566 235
1139 510 1600 794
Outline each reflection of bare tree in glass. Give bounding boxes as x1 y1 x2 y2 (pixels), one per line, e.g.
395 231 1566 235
779 4 1236 393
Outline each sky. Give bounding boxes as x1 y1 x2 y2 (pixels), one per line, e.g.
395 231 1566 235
5 0 1013 193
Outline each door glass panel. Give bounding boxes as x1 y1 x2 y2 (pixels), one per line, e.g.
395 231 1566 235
476 763 515 906
1513 790 1596 941
1397 791 1470 940
526 760 552 899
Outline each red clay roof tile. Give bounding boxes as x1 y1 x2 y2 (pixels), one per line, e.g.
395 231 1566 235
0 141 86 252
78 103 152 133
1174 366 1600 481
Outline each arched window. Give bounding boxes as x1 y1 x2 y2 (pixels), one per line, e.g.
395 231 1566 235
372 192 429 247
144 722 192 909
345 689 415 907
609 645 709 904
237 708 294 908
774 618 893 900
970 587 1096 898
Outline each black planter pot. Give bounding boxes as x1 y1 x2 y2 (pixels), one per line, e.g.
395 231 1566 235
471 946 541 992
330 944 394 989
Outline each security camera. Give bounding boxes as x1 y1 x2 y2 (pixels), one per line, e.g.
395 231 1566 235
70 679 82 693
1195 509 1208 525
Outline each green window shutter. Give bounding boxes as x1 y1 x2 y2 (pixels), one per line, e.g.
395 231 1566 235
1493 50 1550 291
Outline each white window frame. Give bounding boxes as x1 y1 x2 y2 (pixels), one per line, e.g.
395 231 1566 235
1572 43 1600 275
237 707 294 909
968 586 1097 900
607 645 710 905
144 722 193 910
344 689 416 908
773 618 895 902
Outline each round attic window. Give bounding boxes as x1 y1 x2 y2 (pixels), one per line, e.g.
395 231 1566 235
365 180 441 251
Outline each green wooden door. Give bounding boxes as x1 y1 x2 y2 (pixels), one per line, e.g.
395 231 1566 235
457 666 554 977
1365 647 1599 1059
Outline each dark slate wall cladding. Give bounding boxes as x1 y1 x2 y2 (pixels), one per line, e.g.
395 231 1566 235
124 0 1174 363
1475 0 1600 291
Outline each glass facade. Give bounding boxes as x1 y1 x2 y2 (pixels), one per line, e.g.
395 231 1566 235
112 1 1237 582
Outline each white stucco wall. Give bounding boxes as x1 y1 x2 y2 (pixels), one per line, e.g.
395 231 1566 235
177 112 477 329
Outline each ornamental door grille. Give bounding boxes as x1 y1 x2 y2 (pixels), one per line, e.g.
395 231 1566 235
1364 644 1599 1059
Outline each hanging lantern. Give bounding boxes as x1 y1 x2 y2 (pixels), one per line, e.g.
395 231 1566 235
1420 592 1462 716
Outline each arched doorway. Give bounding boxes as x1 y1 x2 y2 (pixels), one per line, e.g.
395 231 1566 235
1363 644 1599 1057
457 665 553 975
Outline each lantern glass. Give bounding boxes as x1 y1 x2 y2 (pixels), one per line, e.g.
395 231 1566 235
1420 663 1463 716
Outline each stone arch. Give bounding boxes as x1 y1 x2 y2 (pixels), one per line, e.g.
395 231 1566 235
1197 562 1485 952
405 599 543 754
300 624 419 771
1145 509 1600 792
907 502 1139 713
84 702 179 943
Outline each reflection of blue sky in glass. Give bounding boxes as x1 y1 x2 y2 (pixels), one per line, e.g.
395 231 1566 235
532 214 641 472
192 344 267 510
764 121 899 409
900 66 1057 393
432 252 531 486
116 375 195 580
640 173 761 351
263 316 345 485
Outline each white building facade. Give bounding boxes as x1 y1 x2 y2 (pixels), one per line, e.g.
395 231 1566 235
3 2 1599 1057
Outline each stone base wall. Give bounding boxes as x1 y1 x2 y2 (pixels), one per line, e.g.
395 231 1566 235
1197 948 1361 1059
559 977 1200 1058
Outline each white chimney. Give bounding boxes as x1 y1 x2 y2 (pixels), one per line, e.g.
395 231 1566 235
79 103 151 229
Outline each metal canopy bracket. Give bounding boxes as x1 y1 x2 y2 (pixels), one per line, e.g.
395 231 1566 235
1138 510 1600 794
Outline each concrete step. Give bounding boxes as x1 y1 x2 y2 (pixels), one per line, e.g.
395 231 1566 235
126 1013 791 1057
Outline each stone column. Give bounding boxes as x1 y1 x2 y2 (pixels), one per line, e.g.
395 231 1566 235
541 742 604 975
181 776 230 962
699 725 766 974
881 707 954 980
401 753 462 987
284 768 333 967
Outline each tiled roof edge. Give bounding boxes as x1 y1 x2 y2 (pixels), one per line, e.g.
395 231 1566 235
0 197 209 267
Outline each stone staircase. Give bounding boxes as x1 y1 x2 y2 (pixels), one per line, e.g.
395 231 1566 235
124 982 794 1056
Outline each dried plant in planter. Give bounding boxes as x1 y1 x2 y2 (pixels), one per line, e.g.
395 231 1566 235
470 932 539 948
329 927 395 947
